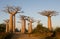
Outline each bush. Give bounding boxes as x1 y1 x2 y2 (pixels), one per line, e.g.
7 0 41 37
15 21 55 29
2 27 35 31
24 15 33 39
4 32 14 39
0 32 13 39
0 24 6 32
0 32 7 39
32 23 53 38
45 36 56 39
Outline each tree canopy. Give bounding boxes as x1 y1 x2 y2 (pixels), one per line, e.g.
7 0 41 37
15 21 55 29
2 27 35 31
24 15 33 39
38 10 58 16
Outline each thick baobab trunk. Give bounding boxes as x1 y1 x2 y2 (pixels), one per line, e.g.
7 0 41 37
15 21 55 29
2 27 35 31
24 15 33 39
6 23 9 32
48 16 52 31
13 15 15 32
21 19 26 33
28 20 32 33
9 14 13 32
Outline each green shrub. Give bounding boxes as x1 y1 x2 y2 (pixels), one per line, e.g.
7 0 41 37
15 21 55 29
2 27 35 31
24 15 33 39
4 32 14 39
0 32 13 39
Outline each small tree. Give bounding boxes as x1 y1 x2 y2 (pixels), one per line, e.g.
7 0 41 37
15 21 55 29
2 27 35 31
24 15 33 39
32 21 43 33
4 19 9 32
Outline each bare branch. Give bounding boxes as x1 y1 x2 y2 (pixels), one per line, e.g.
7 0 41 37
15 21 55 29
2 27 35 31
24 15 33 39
3 5 22 15
38 10 59 16
4 19 9 23
19 15 27 20
26 16 35 23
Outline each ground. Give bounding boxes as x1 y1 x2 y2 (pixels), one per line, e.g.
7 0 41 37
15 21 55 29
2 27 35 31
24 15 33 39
11 32 43 39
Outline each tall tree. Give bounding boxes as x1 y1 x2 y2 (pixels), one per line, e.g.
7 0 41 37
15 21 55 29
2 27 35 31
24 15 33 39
27 17 35 33
19 15 27 33
3 6 21 32
12 6 22 32
38 10 58 31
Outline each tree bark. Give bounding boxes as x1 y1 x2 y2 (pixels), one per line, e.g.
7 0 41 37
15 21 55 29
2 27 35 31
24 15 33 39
9 14 13 32
6 23 9 32
28 20 32 33
48 16 52 31
21 19 26 33
13 15 15 32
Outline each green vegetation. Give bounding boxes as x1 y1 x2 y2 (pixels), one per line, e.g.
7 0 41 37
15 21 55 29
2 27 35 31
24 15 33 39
0 23 13 39
4 32 14 39
0 24 6 32
15 28 20 32
31 22 60 39
0 22 60 39
0 32 13 39
32 22 52 38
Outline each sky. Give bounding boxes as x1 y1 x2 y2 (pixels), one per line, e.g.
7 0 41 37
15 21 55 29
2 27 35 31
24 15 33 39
0 0 60 29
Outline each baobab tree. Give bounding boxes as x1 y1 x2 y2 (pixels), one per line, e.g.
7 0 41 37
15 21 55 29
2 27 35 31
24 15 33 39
3 6 22 32
12 6 22 32
19 15 27 33
27 17 35 33
13 7 23 32
4 19 9 32
38 10 58 31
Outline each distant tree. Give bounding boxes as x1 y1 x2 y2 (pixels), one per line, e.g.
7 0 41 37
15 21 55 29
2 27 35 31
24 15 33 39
15 28 19 32
4 19 9 32
54 27 60 39
55 27 60 32
0 24 6 32
32 23 43 33
32 23 49 34
32 21 44 33
32 22 53 37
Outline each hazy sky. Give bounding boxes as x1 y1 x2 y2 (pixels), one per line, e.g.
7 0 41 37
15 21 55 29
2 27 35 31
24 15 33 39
0 0 60 29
